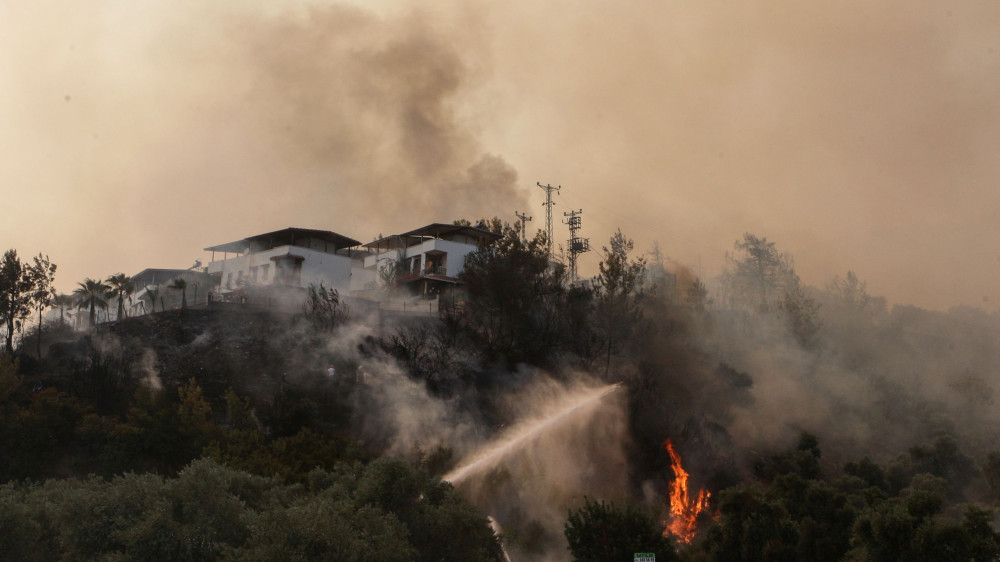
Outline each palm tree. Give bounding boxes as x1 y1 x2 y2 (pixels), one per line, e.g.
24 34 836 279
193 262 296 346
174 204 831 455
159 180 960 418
74 278 111 328
169 277 188 310
106 273 133 321
53 294 74 327
145 285 159 314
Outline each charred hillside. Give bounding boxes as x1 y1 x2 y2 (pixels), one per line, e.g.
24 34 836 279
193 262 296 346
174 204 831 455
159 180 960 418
4 226 1000 560
40 309 342 420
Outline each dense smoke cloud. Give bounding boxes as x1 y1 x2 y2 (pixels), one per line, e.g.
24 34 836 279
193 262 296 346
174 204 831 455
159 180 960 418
3 0 1000 311
6 1 1000 310
211 5 524 223
480 1 1000 310
1 1 524 292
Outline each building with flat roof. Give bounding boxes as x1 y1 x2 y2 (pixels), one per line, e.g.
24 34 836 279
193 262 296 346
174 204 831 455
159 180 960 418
205 228 365 299
361 223 499 303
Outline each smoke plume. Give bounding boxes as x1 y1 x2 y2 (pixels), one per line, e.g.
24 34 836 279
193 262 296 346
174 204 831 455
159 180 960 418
2 2 525 293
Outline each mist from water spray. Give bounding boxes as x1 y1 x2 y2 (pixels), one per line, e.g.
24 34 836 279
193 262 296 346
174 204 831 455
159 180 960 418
487 516 513 562
443 383 620 485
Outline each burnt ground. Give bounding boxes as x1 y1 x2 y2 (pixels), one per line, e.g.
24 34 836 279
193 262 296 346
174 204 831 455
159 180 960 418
36 307 360 430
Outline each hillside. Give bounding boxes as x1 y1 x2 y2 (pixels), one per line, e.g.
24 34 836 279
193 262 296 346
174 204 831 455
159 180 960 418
4 227 1000 561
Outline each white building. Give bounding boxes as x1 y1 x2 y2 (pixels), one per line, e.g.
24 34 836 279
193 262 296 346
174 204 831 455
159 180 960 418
361 223 499 301
204 228 365 300
128 268 211 317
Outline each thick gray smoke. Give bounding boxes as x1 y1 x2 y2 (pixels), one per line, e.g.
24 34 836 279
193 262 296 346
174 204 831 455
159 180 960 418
5 2 527 292
215 5 526 226
648 260 1000 483
317 315 629 561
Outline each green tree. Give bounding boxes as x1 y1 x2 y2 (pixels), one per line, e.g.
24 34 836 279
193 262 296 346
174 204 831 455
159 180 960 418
725 233 793 312
564 496 678 562
168 277 188 310
0 250 53 355
844 478 977 562
28 254 56 359
982 451 1000 505
177 378 212 434
377 247 408 295
828 271 870 316
826 270 888 334
303 283 349 332
350 458 504 562
0 354 19 405
74 278 111 328
780 273 821 347
106 273 133 320
685 278 710 313
592 230 645 376
459 221 566 365
905 435 977 500
52 293 74 328
145 285 160 314
701 485 799 561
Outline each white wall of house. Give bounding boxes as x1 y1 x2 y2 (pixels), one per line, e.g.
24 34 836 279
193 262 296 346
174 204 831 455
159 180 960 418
299 250 355 290
363 238 478 278
209 245 357 292
349 267 377 292
127 270 210 317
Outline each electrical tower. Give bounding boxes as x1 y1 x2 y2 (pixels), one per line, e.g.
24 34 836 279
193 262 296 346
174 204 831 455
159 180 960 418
537 182 561 257
563 209 590 282
514 211 532 244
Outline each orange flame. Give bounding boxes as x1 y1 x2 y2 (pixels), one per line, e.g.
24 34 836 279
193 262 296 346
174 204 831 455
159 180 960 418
662 439 711 544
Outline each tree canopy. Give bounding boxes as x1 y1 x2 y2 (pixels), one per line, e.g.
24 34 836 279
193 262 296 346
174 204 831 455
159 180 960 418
106 273 133 321
458 219 566 365
564 497 678 562
724 233 794 312
74 277 111 327
0 250 55 354
592 229 646 376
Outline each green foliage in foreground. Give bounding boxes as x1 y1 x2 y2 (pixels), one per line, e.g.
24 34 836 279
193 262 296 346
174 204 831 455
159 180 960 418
0 458 503 562
690 434 1000 562
564 497 678 562
562 434 1000 562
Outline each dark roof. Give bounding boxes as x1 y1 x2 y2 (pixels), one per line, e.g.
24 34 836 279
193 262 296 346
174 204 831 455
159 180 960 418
131 268 205 287
132 268 190 281
399 223 501 241
204 227 361 254
363 223 501 249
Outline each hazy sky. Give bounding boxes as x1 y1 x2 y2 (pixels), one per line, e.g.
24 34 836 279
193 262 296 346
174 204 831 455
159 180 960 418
3 0 999 311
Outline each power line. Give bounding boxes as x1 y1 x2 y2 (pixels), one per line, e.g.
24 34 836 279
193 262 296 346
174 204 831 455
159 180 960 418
563 209 590 282
514 210 532 244
556 189 728 259
537 182 561 258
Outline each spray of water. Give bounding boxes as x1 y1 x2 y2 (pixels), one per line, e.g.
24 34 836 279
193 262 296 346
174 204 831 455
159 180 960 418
443 383 620 484
487 516 513 562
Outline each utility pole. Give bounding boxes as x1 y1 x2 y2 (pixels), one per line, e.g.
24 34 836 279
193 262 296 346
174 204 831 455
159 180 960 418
537 182 560 257
514 211 532 244
563 209 590 282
